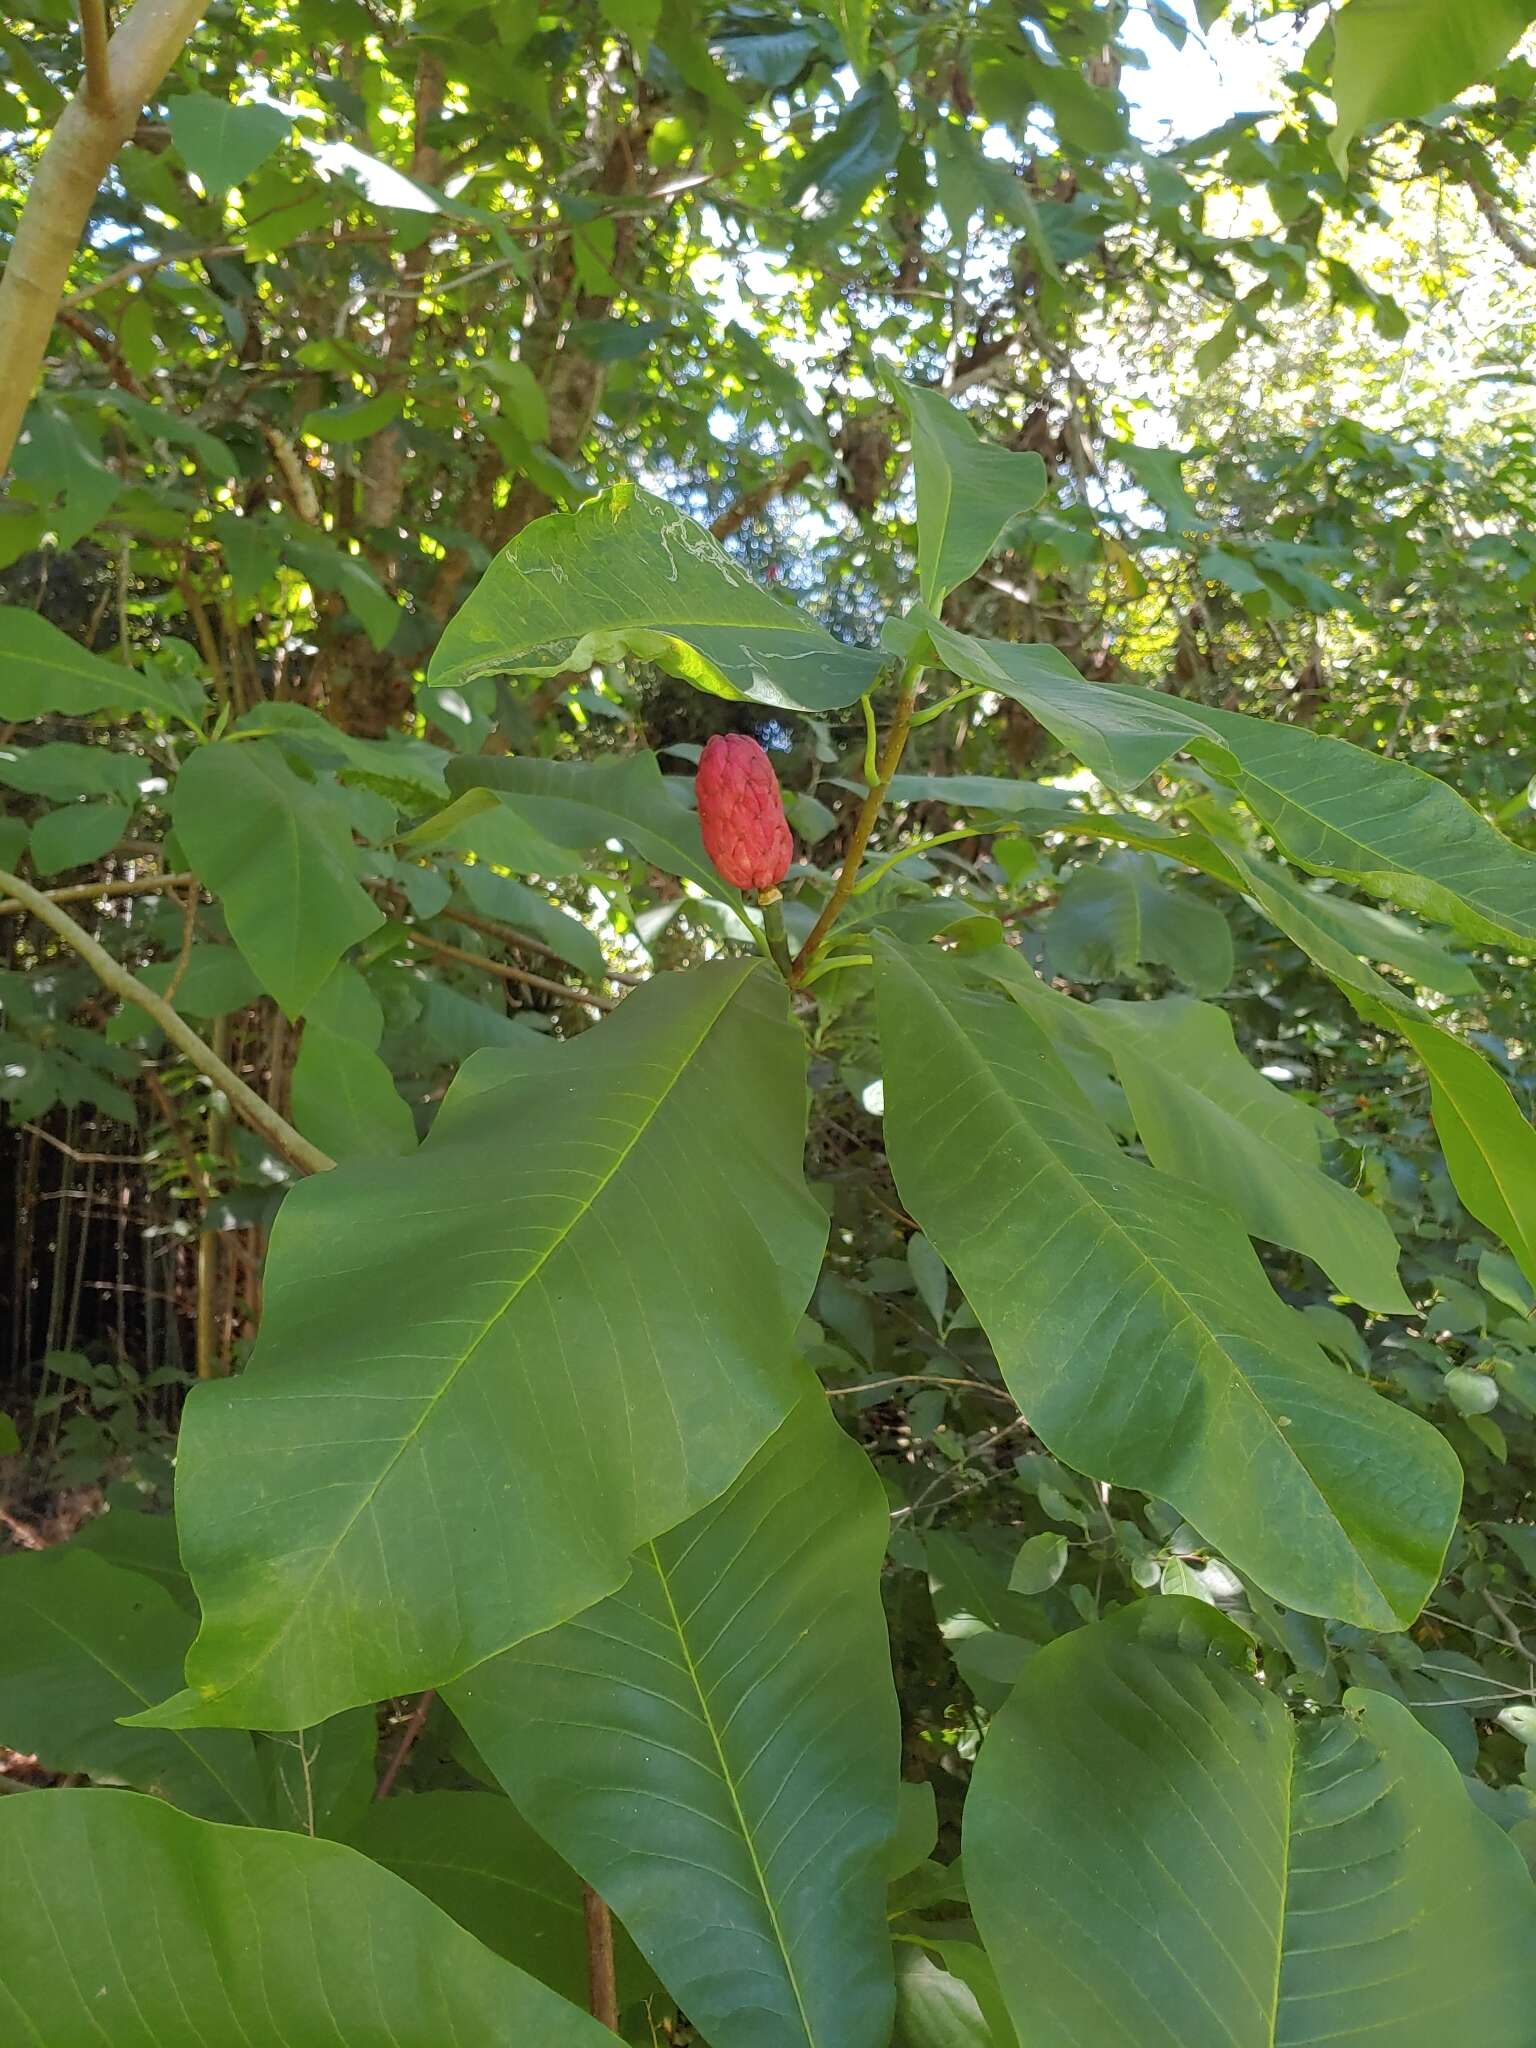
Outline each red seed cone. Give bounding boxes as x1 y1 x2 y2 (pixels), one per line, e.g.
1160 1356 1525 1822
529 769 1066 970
696 733 794 891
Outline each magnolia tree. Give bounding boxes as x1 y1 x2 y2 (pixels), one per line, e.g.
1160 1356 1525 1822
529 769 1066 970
1 377 1535 2044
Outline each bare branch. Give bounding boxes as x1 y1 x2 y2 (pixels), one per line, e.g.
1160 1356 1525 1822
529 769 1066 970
402 929 616 1013
1470 179 1536 269
0 864 334 1176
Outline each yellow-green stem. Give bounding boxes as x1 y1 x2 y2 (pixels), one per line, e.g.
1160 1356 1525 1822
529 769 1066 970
791 654 926 983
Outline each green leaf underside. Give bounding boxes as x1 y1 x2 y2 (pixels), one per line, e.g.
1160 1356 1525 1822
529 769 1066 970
966 1604 1536 2047
427 484 883 711
0 1548 264 1822
0 606 203 724
134 962 827 1730
1232 852 1536 1292
920 616 1536 953
876 942 1458 1629
341 1791 651 2005
900 381 1047 606
1045 852 1233 994
1330 0 1536 167
0 1791 612 2046
1082 990 1409 1311
442 750 730 898
449 1394 900 2048
172 739 382 1017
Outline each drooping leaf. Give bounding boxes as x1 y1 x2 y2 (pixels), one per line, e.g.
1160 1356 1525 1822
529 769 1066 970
1043 852 1233 994
27 797 128 875
1086 992 1410 1311
429 485 882 712
172 739 383 1017
230 701 450 809
302 389 405 443
291 963 416 1161
0 1548 264 1822
0 738 142 803
918 616 1536 953
169 89 294 190
786 78 902 228
0 607 203 725
1392 1008 1536 1290
440 750 730 897
449 1394 899 2048
875 940 1459 1629
342 1791 651 2004
1329 0 1536 168
1231 848 1536 1292
899 383 1047 606
804 0 869 71
893 1939 1016 2048
0 1791 614 2045
288 535 405 651
133 962 826 1730
1256 866 1478 994
966 1601 1536 2046
454 866 608 981
72 1506 192 1609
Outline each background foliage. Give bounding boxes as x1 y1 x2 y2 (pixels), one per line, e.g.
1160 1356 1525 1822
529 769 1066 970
3 1 1536 2043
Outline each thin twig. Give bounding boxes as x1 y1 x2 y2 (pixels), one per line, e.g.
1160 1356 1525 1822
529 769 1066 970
826 1374 1013 1405
20 1123 152 1166
583 1886 620 2031
0 864 334 1176
0 869 194 917
403 929 615 1012
160 876 199 1004
374 1690 435 1800
439 900 641 984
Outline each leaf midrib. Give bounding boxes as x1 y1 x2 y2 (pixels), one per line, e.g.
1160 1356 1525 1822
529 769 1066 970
196 962 757 1710
900 957 1381 1607
1184 721 1534 942
647 1540 821 2048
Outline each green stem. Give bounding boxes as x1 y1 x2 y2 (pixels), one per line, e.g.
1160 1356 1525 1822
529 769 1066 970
791 651 926 983
851 824 1018 898
759 890 794 979
0 865 334 1177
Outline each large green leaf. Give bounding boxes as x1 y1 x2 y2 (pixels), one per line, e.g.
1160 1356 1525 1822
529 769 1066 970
0 1547 265 1822
0 606 203 725
1090 993 1410 1311
428 485 882 712
875 941 1459 1628
0 1790 612 2046
449 1394 899 2048
1231 847 1536 1291
1329 0 1536 167
1043 852 1233 994
172 738 383 1017
899 383 1046 606
966 1601 1536 2047
169 89 293 189
919 616 1536 953
135 961 826 1730
969 947 1407 1311
342 1790 650 2003
439 749 731 897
